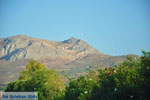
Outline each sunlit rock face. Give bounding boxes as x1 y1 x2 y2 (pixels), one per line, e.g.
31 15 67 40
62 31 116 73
0 35 103 61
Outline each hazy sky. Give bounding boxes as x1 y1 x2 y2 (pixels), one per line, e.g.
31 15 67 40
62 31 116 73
0 0 149 55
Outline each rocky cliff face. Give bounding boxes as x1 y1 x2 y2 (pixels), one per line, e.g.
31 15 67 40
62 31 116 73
0 35 102 61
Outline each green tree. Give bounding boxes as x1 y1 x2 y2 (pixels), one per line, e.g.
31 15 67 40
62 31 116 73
92 51 150 100
5 59 65 100
19 59 46 80
65 70 99 100
138 51 150 99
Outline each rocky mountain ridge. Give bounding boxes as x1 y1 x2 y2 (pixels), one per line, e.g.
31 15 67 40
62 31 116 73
0 35 103 61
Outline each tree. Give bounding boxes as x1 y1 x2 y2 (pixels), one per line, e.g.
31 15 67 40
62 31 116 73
19 59 46 80
92 51 150 100
138 51 150 99
5 59 65 100
65 70 99 100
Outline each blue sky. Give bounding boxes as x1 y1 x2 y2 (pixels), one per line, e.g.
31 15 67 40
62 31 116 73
0 0 149 56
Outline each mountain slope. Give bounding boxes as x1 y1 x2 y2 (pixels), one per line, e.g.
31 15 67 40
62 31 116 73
0 35 103 61
0 35 126 84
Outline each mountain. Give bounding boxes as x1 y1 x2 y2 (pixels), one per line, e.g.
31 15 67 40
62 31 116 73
0 35 103 61
0 35 126 85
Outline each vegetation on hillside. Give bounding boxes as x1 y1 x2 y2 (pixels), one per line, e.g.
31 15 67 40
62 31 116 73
5 51 150 100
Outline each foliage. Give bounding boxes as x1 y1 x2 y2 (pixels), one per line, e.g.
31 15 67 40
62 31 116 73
65 51 150 100
64 70 99 100
91 51 150 100
65 76 99 100
138 50 150 99
5 59 65 100
19 59 46 80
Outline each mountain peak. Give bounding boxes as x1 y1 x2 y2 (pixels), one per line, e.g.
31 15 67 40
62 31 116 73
62 37 80 44
70 37 78 40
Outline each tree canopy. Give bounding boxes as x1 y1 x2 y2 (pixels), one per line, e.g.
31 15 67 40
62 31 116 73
5 59 65 100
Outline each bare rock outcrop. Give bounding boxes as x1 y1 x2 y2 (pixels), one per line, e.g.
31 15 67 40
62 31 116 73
0 35 103 61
